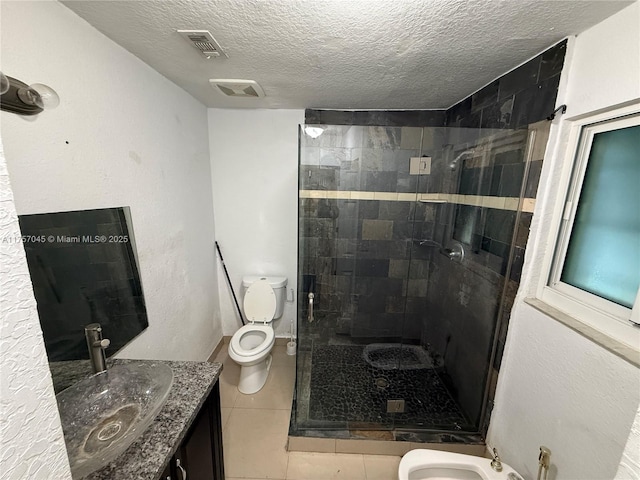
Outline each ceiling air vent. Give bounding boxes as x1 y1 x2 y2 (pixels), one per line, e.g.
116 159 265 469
177 30 228 59
209 79 266 98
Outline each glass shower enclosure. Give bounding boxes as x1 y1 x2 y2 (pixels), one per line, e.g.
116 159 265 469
292 123 531 441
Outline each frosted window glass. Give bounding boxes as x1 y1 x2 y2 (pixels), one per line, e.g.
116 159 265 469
561 125 640 308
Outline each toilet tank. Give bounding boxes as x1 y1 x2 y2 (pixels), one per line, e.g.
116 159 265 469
241 275 288 320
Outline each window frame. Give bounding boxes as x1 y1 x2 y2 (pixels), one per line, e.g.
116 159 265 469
537 103 640 350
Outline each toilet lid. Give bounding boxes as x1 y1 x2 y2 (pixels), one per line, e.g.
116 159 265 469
243 279 276 322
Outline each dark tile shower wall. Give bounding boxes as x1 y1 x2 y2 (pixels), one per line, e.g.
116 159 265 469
298 40 566 433
299 126 451 343
300 125 447 194
305 110 446 127
18 207 148 362
418 128 529 424
299 201 439 341
427 40 566 426
446 40 566 130
422 252 504 423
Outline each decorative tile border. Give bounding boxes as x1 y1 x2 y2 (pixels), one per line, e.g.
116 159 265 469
299 190 536 213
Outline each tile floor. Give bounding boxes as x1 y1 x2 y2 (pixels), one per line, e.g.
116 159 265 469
212 344 402 480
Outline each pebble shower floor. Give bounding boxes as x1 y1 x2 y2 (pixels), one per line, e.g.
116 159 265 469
308 345 470 429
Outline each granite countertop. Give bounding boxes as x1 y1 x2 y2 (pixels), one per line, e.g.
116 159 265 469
50 358 223 480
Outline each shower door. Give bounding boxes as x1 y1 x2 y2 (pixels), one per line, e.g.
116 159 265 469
293 123 531 437
403 125 532 433
295 124 424 432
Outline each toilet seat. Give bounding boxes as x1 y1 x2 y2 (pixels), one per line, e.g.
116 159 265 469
243 279 277 323
230 324 275 357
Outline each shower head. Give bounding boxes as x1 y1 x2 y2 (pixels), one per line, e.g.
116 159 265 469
449 150 475 171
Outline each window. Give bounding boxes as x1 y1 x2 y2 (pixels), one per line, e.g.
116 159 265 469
539 105 640 349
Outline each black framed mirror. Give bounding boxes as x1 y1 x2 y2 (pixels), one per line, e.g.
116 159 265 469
18 207 148 363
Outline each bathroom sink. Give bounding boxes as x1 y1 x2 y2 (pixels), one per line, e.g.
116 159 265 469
56 362 173 478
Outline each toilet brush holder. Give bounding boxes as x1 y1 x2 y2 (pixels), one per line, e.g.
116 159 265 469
286 341 297 356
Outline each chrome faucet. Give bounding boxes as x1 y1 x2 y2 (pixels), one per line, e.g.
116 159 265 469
490 448 503 472
85 323 111 373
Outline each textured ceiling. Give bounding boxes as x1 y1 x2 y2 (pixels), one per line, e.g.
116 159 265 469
61 0 632 109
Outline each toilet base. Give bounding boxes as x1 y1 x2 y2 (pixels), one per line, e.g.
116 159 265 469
238 354 273 394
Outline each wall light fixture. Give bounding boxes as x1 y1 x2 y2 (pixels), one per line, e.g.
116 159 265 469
0 71 60 116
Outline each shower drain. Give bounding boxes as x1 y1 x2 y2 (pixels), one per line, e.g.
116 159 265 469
374 377 389 388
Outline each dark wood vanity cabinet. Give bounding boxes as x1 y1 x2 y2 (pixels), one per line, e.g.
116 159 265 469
160 382 225 480
160 463 172 479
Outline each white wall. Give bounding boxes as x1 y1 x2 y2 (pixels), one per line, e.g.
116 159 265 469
0 1 222 361
208 109 304 338
489 4 640 479
491 303 639 479
616 403 640 479
0 140 72 479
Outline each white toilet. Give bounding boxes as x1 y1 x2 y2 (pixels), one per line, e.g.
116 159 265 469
228 275 287 394
399 449 522 480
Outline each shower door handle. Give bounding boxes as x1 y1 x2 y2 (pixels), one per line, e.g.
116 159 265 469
308 292 314 323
